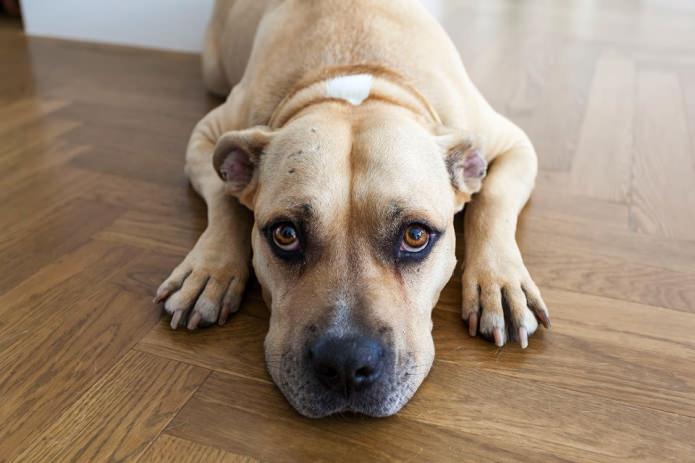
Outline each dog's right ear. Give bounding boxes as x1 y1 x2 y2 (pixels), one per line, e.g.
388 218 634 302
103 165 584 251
212 126 274 208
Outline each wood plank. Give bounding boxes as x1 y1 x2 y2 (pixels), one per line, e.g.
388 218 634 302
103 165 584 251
682 66 695 148
0 98 68 136
456 17 598 171
523 183 630 229
24 36 217 117
138 435 257 463
95 208 206 255
433 290 695 418
14 351 209 463
631 70 695 240
0 242 162 461
0 143 89 197
165 372 561 463
0 240 139 332
135 310 270 381
569 49 635 201
167 367 694 463
517 214 695 273
451 220 695 314
0 115 80 161
0 198 124 293
402 356 695 463
67 131 188 188
524 246 695 314
513 40 599 171
0 164 96 220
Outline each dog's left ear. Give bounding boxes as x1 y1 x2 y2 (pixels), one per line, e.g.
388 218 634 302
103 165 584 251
436 128 487 202
213 126 275 208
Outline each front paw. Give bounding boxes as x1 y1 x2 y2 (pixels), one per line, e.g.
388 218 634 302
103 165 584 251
461 244 550 348
154 230 250 330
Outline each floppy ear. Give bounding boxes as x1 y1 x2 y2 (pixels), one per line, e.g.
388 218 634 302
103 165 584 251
212 126 274 208
436 128 487 202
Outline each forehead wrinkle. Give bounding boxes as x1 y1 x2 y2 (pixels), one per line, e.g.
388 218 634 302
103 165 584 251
385 201 447 231
350 135 451 232
258 199 314 225
346 121 360 283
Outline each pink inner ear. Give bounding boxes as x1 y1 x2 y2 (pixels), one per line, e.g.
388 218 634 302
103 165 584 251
462 149 486 178
220 148 253 186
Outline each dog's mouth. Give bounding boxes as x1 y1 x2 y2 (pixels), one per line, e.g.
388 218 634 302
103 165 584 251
266 342 427 418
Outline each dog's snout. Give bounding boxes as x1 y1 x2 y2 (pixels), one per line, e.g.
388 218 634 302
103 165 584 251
308 335 385 393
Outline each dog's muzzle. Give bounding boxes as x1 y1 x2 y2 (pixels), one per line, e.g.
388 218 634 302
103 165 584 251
308 334 386 396
268 326 423 418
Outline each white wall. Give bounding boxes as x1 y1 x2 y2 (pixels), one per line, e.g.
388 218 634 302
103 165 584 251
21 0 215 52
21 0 445 53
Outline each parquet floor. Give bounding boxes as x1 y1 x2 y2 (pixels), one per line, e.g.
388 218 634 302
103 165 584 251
2 1 695 461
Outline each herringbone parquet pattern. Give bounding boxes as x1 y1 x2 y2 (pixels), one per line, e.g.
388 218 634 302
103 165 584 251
1 1 695 461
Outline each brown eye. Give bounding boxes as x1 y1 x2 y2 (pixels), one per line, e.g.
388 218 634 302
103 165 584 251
272 223 300 251
402 224 430 252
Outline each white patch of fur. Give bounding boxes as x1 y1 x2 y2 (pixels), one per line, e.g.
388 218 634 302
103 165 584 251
325 74 373 105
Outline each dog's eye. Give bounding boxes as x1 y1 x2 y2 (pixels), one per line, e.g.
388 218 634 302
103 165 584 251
272 223 300 251
401 224 430 252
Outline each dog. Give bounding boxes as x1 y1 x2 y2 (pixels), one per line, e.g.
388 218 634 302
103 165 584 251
154 0 550 417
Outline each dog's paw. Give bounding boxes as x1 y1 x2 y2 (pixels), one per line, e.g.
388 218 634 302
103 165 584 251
461 242 550 348
154 229 250 330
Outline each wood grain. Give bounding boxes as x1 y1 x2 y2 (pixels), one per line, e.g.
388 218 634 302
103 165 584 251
14 351 208 463
135 311 270 381
138 435 257 463
569 49 635 201
433 293 695 419
631 70 695 240
165 372 561 463
0 198 123 292
2 1 695 461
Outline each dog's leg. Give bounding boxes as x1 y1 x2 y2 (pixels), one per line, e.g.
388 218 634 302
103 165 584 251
155 103 253 329
461 117 550 348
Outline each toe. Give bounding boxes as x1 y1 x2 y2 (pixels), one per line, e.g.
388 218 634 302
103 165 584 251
189 276 229 328
479 284 506 346
522 280 551 329
461 278 479 317
187 311 202 330
155 264 192 303
170 310 184 330
503 286 539 346
219 276 245 325
461 277 480 336
164 271 209 329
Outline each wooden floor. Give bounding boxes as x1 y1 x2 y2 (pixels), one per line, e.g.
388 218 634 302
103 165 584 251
2 1 695 461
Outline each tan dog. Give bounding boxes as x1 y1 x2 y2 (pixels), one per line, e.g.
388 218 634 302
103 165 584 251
155 0 550 417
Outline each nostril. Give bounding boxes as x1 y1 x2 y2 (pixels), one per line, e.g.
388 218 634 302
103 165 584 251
309 334 386 392
355 366 374 379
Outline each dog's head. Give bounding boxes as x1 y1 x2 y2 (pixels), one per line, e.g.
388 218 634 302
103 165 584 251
213 103 485 417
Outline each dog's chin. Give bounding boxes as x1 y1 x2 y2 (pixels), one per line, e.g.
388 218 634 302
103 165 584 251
266 350 430 418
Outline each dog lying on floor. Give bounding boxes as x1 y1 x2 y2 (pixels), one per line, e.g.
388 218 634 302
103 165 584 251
154 0 550 417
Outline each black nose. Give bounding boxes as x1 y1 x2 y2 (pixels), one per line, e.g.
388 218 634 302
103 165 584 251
308 335 385 393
